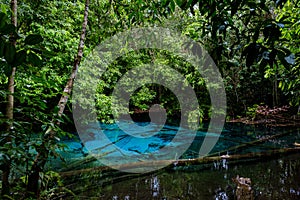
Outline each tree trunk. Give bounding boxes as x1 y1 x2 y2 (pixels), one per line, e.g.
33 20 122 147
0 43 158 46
57 0 89 118
26 0 90 197
1 0 17 197
2 68 16 197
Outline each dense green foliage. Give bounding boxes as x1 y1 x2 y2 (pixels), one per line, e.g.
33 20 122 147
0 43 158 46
0 0 299 198
90 0 300 122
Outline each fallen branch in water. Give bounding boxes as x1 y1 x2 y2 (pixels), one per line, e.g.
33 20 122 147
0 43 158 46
62 135 129 171
208 130 295 157
63 129 293 171
60 147 300 177
60 129 296 174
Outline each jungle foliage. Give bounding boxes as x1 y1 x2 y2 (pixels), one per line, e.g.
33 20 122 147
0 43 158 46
0 0 299 199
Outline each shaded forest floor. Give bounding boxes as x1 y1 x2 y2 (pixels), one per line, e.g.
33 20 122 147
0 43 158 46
228 105 300 128
129 105 300 128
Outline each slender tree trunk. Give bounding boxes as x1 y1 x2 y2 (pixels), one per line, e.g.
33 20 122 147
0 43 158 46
57 0 89 118
273 68 279 107
2 69 16 197
274 63 279 106
1 0 17 197
26 0 90 197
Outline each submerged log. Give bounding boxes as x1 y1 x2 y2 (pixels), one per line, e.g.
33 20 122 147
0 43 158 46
60 147 300 177
208 130 295 157
294 142 300 147
63 129 294 172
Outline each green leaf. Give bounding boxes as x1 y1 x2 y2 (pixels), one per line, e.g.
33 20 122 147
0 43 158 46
279 81 282 88
25 34 43 45
170 0 176 12
242 43 260 67
263 24 281 43
12 50 26 67
231 1 242 16
4 42 16 64
0 38 4 57
27 52 42 66
0 24 15 35
253 22 263 42
276 0 287 8
187 0 197 8
174 0 183 7
0 12 8 29
161 0 170 7
3 64 12 77
0 59 8 71
277 51 290 70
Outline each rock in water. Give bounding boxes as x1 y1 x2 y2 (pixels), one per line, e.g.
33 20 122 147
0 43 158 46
232 175 254 200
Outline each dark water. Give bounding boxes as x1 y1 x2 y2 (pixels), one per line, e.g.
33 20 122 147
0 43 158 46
55 122 300 199
65 154 300 199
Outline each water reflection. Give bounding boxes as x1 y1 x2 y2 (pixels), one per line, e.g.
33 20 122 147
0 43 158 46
150 176 160 197
112 195 130 200
71 154 300 199
214 189 229 200
61 123 300 199
213 158 229 171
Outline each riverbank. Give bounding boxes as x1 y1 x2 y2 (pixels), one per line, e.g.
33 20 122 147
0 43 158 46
228 105 300 128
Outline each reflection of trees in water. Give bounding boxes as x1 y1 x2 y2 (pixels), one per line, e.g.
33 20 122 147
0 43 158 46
72 155 300 199
255 157 300 199
150 176 160 197
214 156 300 199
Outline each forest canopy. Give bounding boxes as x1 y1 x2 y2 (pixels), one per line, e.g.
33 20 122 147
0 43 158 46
0 0 299 198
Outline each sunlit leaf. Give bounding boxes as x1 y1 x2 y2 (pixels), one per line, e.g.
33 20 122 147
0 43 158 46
170 0 176 12
27 52 42 66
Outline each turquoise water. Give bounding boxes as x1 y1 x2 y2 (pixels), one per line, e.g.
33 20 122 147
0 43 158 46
54 122 300 199
57 121 299 169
